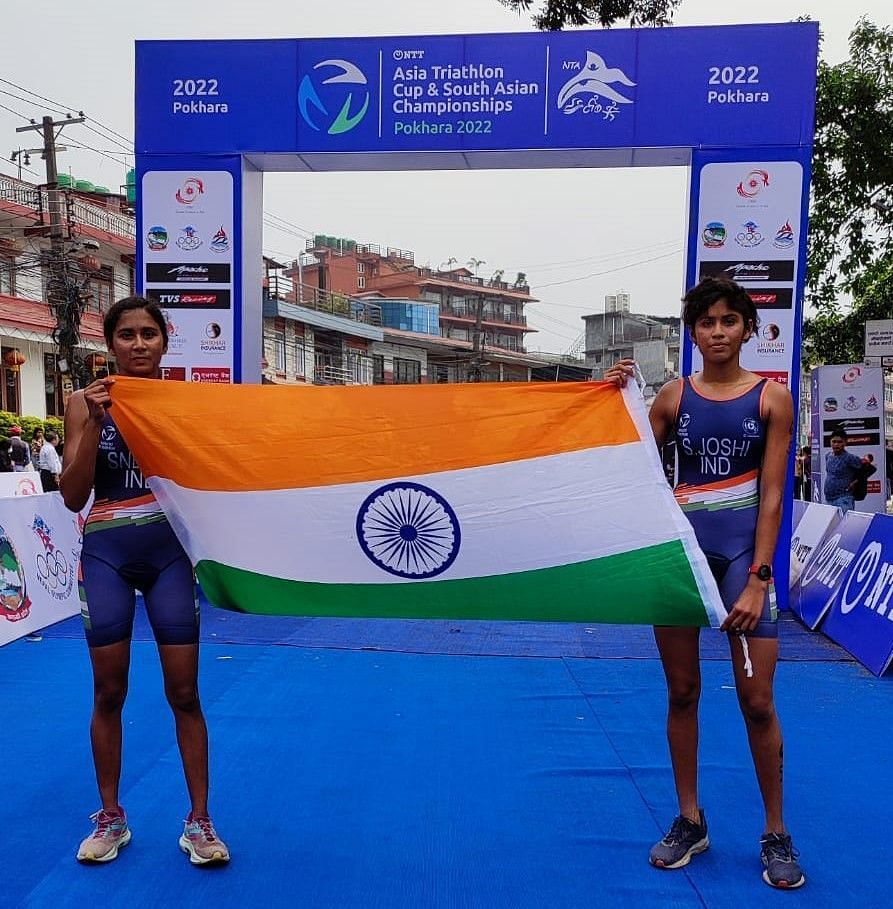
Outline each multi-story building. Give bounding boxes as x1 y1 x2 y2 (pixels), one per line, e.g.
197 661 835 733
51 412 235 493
291 236 547 381
583 310 681 393
604 290 631 314
0 171 135 418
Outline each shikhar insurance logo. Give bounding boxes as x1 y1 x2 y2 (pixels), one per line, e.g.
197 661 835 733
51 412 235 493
299 59 370 135
556 51 635 120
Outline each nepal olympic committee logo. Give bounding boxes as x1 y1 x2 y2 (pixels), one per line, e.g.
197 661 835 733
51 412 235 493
356 481 460 579
299 59 370 135
32 515 74 601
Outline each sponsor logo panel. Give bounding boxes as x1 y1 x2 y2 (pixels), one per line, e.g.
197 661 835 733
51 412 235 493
698 260 794 282
161 367 187 381
145 263 231 284
191 367 231 384
748 288 793 309
146 288 231 309
754 371 789 387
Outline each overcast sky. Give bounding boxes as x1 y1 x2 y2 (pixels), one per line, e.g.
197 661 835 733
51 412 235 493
1 1 889 352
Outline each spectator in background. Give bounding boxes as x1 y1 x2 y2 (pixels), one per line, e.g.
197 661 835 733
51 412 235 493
823 430 862 512
0 438 13 472
801 447 812 501
9 426 31 471
38 430 62 492
794 447 805 499
30 427 45 468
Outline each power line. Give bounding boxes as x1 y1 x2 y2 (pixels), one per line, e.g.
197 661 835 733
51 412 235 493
0 100 31 122
504 239 680 273
531 249 681 289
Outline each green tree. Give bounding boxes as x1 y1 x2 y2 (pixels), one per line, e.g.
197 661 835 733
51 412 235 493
804 254 893 365
499 0 681 29
807 18 893 310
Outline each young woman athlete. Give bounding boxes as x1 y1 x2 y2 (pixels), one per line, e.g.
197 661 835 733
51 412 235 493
61 296 229 866
606 277 804 889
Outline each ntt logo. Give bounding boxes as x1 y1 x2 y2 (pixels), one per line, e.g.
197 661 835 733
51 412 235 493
299 59 370 135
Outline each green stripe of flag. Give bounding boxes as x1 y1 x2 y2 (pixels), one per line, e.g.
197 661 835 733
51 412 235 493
196 540 709 626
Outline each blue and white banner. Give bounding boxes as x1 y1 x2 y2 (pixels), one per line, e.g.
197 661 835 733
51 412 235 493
789 502 842 588
134 24 818 160
822 515 893 676
0 493 86 646
789 510 873 630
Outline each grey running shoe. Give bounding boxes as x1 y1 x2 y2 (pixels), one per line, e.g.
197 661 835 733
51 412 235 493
76 808 131 862
179 814 230 865
650 811 709 869
761 833 805 889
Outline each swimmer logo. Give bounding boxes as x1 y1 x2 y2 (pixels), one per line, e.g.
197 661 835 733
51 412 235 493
299 59 370 135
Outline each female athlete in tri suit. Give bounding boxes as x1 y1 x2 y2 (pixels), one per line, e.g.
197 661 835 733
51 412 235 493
606 277 804 889
61 297 229 866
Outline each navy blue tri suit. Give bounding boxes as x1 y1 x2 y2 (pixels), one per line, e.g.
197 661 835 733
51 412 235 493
79 413 198 647
673 377 777 638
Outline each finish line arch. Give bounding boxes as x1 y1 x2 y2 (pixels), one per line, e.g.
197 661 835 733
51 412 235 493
134 22 818 594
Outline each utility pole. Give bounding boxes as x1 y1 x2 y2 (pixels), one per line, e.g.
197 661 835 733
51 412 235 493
17 113 85 402
469 292 484 382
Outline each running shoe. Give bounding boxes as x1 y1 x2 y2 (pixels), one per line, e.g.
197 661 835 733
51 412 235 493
649 811 709 869
76 807 131 862
760 832 805 889
179 814 230 865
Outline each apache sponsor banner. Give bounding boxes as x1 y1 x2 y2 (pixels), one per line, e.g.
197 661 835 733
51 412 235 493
811 364 886 514
145 263 231 284
698 259 795 283
145 288 231 310
789 510 872 630
789 502 841 588
0 472 42 498
822 514 893 676
0 493 87 646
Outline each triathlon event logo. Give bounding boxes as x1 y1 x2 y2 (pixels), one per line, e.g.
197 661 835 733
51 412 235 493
175 177 204 205
556 51 635 120
773 221 795 249
32 515 74 601
737 169 770 199
742 417 760 439
209 226 230 253
842 365 863 385
299 59 370 135
0 525 30 621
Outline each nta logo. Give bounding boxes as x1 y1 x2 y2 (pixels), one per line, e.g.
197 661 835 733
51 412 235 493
556 51 635 119
299 59 369 135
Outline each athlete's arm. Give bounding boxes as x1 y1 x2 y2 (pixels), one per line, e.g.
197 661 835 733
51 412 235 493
721 380 793 633
60 377 114 512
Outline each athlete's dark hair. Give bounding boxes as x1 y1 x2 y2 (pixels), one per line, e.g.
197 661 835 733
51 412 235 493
103 296 168 348
830 429 848 442
681 277 759 334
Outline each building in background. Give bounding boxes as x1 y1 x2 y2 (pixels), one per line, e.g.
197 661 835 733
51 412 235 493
583 310 680 394
0 171 135 418
604 290 631 314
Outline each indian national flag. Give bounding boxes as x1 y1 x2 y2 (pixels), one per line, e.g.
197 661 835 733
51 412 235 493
110 378 725 627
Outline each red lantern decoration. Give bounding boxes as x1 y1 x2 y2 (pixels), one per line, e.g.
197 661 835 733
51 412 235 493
2 349 26 372
85 353 108 376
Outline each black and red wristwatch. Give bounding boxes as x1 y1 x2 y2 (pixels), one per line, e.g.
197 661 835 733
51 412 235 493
748 563 773 582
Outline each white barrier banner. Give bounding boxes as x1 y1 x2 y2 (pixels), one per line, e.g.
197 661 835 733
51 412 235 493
0 471 42 498
0 492 85 645
789 502 842 588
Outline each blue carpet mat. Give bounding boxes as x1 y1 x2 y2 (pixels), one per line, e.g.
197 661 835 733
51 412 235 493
2 634 887 908
41 595 852 661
